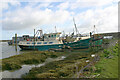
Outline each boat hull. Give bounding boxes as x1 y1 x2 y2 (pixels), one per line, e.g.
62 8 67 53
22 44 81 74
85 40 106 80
64 38 91 49
19 44 63 51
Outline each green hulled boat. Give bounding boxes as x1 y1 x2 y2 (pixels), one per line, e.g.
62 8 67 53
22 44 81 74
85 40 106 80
63 36 103 50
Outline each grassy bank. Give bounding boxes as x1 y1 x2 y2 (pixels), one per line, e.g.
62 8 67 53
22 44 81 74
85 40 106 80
94 43 118 78
1 51 69 71
94 55 118 78
82 40 118 78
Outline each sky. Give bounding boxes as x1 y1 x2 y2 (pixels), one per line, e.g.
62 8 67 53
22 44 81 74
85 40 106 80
0 0 119 40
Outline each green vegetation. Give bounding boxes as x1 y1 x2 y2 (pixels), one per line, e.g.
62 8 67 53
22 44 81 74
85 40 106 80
1 51 66 71
86 42 118 78
2 63 22 70
1 49 90 71
103 49 110 58
96 43 118 78
103 38 110 44
22 50 92 78
94 56 118 78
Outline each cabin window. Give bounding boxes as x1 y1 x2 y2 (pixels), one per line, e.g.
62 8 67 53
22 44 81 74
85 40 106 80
44 42 47 44
27 42 30 44
49 42 53 44
37 42 42 44
51 35 53 37
32 42 35 44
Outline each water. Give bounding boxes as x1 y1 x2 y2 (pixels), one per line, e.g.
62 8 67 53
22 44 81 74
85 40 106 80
1 56 66 78
1 42 25 59
2 64 45 78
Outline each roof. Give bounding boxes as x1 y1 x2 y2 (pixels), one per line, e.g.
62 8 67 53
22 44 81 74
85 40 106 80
44 32 61 36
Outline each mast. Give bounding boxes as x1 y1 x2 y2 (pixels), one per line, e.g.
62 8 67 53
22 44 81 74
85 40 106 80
73 18 77 35
73 28 74 33
34 29 35 50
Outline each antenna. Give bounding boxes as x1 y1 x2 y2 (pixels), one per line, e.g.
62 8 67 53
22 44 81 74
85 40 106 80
63 31 65 37
93 25 98 34
94 25 95 34
55 26 57 33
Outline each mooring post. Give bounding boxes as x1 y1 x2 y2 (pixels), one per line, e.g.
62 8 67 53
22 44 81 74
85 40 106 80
15 33 17 52
34 29 35 50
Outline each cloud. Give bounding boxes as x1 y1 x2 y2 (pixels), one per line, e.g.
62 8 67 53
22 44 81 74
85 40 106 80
9 0 21 6
37 2 51 8
57 2 69 10
2 4 71 30
57 0 118 9
0 2 8 14
75 4 118 33
0 0 20 11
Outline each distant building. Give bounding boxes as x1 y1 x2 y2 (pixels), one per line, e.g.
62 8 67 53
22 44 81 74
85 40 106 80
12 35 34 44
12 37 23 43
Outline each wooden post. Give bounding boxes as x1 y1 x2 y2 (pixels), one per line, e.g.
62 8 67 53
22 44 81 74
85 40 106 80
34 29 35 50
15 33 17 51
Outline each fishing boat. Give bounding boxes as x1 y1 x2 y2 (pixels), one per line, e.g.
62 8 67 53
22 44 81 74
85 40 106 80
62 35 103 50
18 30 63 51
61 18 103 50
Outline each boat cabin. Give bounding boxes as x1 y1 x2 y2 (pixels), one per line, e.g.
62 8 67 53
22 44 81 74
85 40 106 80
43 32 61 41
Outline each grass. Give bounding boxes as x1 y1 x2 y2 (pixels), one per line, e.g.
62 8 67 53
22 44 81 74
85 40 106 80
22 49 92 78
95 43 118 78
95 56 118 78
86 40 118 78
1 51 66 71
1 49 90 71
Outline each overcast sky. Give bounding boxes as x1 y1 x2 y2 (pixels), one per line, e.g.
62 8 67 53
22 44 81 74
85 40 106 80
0 0 118 40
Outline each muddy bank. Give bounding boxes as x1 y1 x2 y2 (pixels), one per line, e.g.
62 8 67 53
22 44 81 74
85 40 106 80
1 51 68 71
2 56 66 78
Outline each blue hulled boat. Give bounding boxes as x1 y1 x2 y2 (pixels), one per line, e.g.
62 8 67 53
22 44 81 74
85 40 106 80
18 31 64 51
